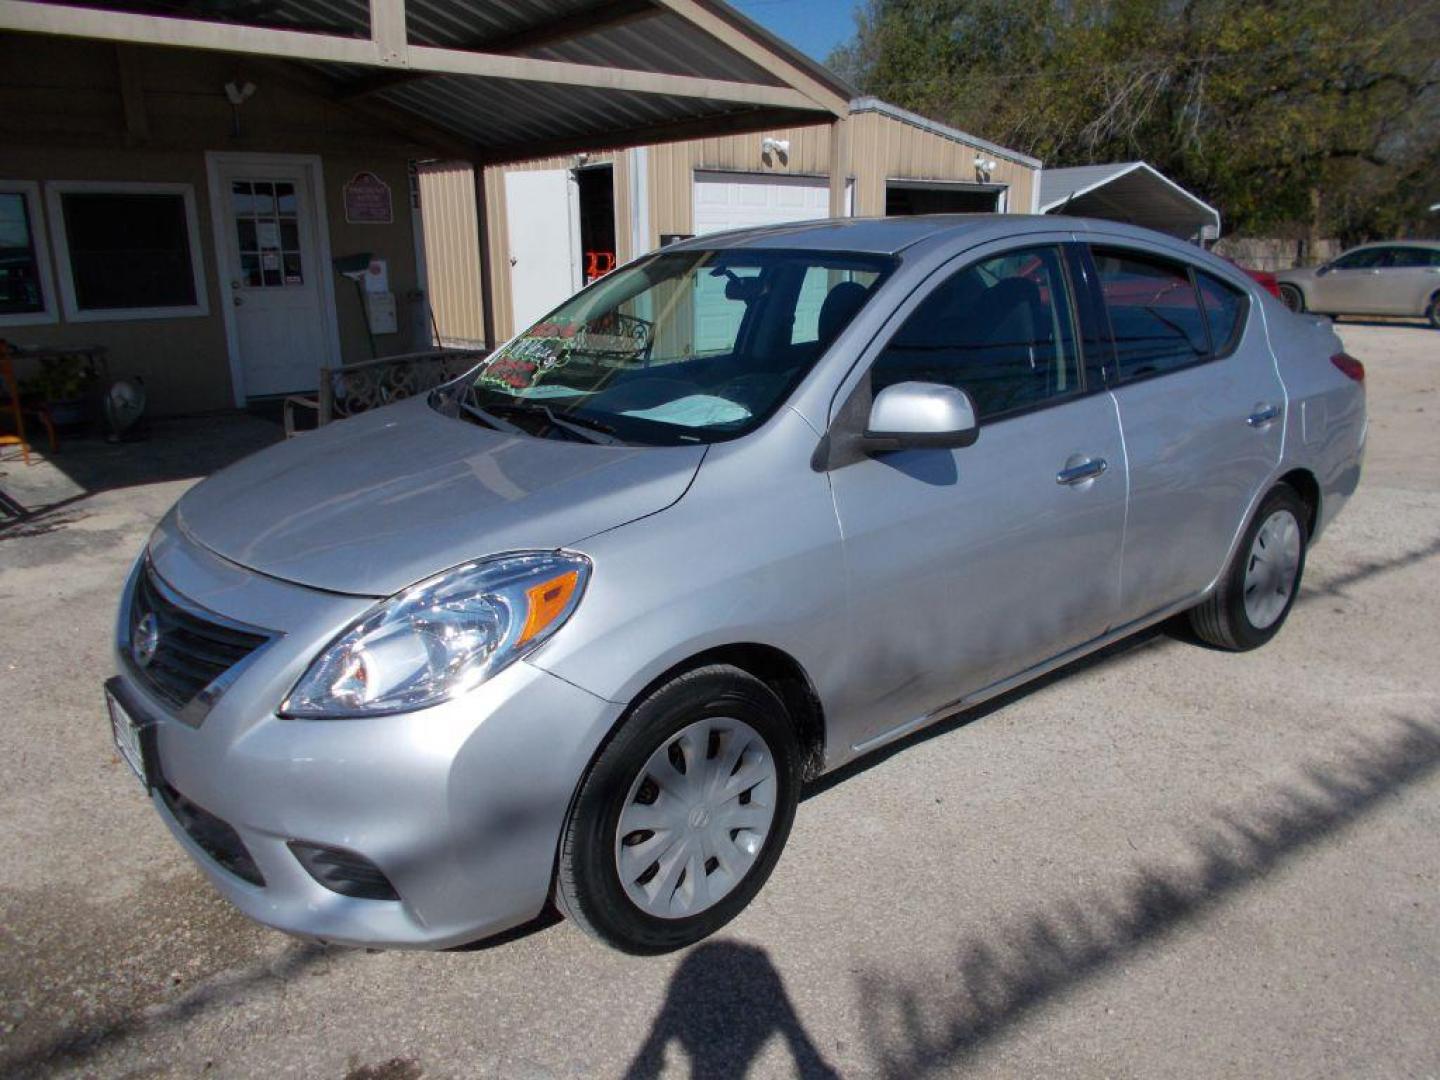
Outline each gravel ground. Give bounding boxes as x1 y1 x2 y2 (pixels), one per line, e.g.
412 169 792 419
1 321 1437 1079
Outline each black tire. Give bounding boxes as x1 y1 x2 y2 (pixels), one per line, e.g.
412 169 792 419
1426 292 1440 330
556 664 800 954
1278 284 1305 313
1189 484 1309 651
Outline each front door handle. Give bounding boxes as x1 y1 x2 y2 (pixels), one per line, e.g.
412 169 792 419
1247 404 1282 427
1056 457 1108 485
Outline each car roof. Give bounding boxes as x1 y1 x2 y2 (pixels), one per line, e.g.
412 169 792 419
1346 239 1440 251
667 214 1223 258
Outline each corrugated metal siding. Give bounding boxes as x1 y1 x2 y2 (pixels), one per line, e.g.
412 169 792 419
422 109 1040 341
848 111 1035 215
418 162 487 345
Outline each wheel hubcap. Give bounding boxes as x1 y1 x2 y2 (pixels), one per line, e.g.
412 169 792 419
614 717 777 919
1244 509 1301 629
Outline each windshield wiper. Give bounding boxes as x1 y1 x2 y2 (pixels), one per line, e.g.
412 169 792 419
488 401 622 445
460 399 525 435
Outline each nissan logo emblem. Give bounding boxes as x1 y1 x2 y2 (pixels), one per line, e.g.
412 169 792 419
132 612 160 669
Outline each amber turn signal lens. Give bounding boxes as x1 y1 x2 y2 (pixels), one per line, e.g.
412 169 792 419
517 570 581 645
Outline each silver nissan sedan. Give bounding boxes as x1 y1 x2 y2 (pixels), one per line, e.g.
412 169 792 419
107 216 1366 954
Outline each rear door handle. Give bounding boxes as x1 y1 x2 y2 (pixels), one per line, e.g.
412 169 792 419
1056 457 1108 485
1247 404 1282 427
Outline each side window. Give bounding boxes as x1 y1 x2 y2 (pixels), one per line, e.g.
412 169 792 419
1332 248 1387 270
1392 247 1440 269
1195 271 1248 355
1092 247 1208 380
870 245 1080 421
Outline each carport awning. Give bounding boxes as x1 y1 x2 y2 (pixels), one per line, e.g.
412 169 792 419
0 0 850 163
1039 162 1220 242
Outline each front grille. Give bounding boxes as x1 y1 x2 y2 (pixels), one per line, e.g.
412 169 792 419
158 778 266 886
126 561 271 712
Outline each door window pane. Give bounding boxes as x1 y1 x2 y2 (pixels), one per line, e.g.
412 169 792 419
1196 272 1248 354
1392 247 1440 269
0 191 45 316
231 177 303 289
60 191 197 311
1092 248 1208 380
871 245 1080 420
1332 248 1389 270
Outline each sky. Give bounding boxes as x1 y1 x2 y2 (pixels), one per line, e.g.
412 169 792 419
729 0 861 64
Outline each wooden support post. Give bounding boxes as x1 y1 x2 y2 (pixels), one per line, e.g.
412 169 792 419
828 113 849 218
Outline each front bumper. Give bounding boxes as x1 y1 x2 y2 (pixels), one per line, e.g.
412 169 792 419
112 520 622 948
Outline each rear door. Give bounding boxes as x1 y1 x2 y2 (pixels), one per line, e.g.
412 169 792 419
827 239 1127 747
1086 244 1284 622
1387 246 1440 316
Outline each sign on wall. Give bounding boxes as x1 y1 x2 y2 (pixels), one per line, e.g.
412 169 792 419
343 171 393 224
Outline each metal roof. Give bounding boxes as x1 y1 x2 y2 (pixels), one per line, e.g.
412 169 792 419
1038 162 1220 241
848 98 1042 169
1 0 852 162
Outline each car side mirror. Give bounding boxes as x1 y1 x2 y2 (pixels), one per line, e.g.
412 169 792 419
1316 263 1332 276
864 382 979 450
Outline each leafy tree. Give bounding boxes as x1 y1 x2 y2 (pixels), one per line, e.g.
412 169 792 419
830 0 1440 239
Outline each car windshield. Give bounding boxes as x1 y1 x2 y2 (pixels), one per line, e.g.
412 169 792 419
438 248 895 446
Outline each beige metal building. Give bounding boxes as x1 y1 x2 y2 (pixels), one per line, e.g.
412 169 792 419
0 0 849 414
420 98 1043 345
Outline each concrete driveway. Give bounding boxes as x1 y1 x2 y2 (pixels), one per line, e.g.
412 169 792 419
2 323 1437 1079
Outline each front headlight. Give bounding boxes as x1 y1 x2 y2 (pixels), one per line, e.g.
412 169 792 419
281 551 590 718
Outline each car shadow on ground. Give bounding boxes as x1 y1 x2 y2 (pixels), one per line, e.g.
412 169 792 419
850 713 1440 1078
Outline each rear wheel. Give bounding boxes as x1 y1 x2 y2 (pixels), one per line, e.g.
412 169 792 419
1278 284 1305 313
1426 292 1440 329
556 665 800 954
1190 484 1309 651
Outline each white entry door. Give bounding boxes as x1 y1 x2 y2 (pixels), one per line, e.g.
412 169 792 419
212 156 333 397
505 169 581 332
692 171 846 236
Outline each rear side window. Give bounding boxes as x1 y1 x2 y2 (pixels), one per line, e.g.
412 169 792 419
1196 271 1247 354
870 245 1080 421
1392 247 1440 269
1092 248 1208 380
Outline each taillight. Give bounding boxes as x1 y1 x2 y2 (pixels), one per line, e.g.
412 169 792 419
1331 352 1365 383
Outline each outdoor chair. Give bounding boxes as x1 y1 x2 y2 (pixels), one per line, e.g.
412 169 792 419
0 342 58 466
282 347 488 437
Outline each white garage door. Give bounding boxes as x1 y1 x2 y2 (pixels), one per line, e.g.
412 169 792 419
692 171 844 236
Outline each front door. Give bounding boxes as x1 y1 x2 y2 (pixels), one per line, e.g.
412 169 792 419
827 241 1127 749
214 157 330 397
1309 247 1392 314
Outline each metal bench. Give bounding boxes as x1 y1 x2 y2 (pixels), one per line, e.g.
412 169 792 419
283 348 488 437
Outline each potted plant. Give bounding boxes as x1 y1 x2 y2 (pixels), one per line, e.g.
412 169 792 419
21 353 96 427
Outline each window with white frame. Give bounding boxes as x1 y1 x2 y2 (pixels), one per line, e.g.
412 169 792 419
0 181 57 327
46 181 209 322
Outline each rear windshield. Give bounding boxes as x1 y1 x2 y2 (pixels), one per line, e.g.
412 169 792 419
440 248 895 446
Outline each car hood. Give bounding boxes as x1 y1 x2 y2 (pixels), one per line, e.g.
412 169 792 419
173 395 705 596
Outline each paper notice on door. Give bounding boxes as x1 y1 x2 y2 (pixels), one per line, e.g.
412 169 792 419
261 253 279 270
256 221 281 250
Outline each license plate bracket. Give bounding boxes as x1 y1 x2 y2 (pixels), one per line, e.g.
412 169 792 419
106 679 156 792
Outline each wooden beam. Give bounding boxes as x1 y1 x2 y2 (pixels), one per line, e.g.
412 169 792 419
472 165 497 349
473 106 834 166
0 0 821 109
369 0 406 64
338 0 660 102
650 0 849 116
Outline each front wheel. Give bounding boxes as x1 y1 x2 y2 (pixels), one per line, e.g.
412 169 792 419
556 665 800 954
1278 284 1305 313
1190 484 1309 651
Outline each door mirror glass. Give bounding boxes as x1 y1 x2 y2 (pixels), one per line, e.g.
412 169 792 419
865 381 979 449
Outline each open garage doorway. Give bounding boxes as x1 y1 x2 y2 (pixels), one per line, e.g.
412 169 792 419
886 180 1007 215
576 164 616 283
